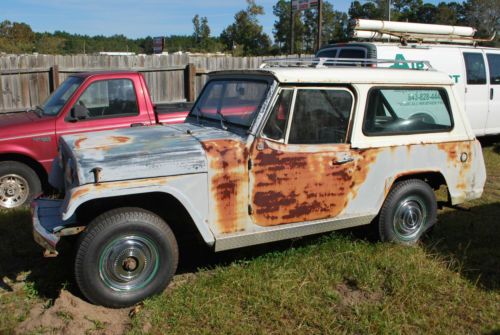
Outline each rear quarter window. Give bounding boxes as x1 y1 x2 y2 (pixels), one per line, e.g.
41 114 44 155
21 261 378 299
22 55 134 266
363 87 453 136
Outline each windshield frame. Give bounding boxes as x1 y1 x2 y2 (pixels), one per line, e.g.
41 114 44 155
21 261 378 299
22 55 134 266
188 75 275 131
41 76 84 116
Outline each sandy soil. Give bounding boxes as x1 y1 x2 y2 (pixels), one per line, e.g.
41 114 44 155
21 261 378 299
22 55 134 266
16 290 130 335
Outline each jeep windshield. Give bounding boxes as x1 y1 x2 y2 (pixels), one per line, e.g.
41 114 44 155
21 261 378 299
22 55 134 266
189 79 271 130
40 76 83 116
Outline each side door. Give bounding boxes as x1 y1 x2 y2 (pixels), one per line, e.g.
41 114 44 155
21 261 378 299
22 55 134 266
55 77 153 139
485 52 500 135
249 87 358 227
462 51 489 136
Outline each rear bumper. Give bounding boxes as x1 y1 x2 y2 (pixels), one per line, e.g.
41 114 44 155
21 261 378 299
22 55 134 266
31 199 69 257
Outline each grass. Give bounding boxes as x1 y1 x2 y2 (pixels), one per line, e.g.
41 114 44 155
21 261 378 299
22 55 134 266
0 143 499 334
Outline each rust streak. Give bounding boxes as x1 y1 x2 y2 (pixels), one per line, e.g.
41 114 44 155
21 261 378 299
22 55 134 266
201 139 248 234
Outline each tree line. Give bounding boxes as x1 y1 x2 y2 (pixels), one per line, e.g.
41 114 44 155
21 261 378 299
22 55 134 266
0 0 498 56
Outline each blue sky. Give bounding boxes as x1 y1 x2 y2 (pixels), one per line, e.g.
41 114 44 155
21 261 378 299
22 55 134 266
2 0 453 39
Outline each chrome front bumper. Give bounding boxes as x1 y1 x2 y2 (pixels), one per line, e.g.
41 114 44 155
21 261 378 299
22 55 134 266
32 199 70 257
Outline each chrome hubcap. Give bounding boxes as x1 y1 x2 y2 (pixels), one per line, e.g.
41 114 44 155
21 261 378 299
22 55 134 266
99 235 159 292
0 174 29 209
393 196 427 241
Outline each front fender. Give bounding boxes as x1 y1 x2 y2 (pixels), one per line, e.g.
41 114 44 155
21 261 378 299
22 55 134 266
62 174 214 245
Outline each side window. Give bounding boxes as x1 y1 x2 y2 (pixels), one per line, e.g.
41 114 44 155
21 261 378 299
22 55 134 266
487 54 500 85
75 79 139 119
288 89 353 144
363 88 453 135
338 48 366 59
463 53 487 85
262 89 293 142
316 48 338 58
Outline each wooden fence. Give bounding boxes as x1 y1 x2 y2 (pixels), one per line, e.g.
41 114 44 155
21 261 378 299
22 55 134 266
0 54 303 113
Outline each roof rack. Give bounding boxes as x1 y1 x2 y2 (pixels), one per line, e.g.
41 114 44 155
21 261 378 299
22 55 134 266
260 57 434 70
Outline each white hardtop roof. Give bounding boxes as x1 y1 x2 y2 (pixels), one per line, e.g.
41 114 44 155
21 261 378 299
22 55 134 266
212 67 453 85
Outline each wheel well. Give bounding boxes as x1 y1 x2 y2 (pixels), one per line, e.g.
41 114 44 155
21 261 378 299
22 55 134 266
75 192 206 246
391 171 447 191
0 153 49 189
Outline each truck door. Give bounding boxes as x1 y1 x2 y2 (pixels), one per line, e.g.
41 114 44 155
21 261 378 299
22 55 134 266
55 77 153 139
249 87 357 227
485 53 500 135
462 52 489 136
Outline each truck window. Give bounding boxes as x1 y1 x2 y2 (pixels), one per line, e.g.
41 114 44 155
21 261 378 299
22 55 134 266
363 88 453 135
338 48 366 59
487 54 500 85
463 53 487 85
75 79 139 119
193 79 270 128
316 48 338 58
288 89 353 144
262 89 293 142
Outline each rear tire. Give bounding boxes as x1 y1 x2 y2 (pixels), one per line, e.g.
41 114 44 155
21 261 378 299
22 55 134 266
0 161 41 209
378 179 437 245
74 207 178 308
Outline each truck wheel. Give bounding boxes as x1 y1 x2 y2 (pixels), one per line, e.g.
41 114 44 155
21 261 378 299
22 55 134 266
75 208 178 308
0 161 42 209
378 179 437 245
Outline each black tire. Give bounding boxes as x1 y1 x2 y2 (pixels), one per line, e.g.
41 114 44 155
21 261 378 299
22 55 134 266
0 161 42 209
378 179 437 245
75 207 179 308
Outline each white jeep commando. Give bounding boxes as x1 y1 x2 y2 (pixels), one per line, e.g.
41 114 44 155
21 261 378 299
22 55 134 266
33 60 486 307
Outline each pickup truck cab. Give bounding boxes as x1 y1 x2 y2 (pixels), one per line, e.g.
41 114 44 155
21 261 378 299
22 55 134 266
33 61 486 307
0 71 190 208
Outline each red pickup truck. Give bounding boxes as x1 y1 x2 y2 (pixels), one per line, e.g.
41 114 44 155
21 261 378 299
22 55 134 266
0 71 191 209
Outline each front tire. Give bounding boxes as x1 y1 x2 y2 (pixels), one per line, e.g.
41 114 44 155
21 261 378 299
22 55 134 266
75 208 178 308
0 161 42 209
378 179 437 245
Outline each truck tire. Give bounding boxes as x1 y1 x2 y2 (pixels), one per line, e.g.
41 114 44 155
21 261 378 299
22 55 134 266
0 161 42 209
75 207 179 308
378 179 437 245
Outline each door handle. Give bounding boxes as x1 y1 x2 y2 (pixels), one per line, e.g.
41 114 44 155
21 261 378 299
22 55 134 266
333 155 354 165
491 88 494 100
130 123 145 127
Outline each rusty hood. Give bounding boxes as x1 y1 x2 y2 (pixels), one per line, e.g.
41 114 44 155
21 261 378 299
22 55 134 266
60 123 245 185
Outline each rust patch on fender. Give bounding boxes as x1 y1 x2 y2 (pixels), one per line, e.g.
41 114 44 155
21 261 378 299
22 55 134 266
437 140 473 191
201 139 248 234
250 139 380 226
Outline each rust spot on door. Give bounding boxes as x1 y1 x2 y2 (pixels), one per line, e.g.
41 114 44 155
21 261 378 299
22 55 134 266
201 139 248 234
250 139 380 226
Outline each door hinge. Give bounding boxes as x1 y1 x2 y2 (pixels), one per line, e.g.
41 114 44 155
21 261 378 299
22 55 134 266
248 159 252 171
248 204 253 215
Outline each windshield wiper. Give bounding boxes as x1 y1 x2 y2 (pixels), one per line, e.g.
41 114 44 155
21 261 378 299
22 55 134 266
216 109 228 130
194 106 203 125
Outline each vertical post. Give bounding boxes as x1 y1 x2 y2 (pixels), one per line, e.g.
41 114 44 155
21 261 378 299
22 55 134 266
290 0 295 55
49 65 60 93
388 0 391 21
316 0 322 53
184 63 196 102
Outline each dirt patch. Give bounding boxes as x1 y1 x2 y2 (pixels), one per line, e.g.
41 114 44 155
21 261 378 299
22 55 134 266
336 281 383 307
15 290 130 335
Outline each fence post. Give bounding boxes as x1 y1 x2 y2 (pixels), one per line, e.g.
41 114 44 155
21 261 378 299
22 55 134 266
184 63 196 102
49 65 60 92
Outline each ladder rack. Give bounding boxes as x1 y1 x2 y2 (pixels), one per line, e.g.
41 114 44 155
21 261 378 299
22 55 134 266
260 57 434 70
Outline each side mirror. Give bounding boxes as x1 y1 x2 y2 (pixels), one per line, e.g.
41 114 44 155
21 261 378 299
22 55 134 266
70 104 89 121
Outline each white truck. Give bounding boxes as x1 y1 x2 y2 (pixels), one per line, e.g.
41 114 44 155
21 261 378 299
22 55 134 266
316 19 500 137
